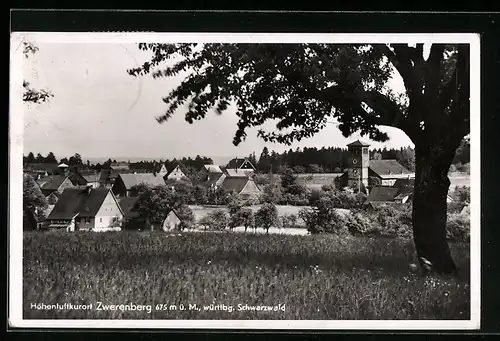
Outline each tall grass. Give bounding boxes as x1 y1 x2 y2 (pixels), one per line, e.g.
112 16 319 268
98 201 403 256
23 231 470 320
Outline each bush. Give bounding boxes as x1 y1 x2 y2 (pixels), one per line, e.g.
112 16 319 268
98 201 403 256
255 203 280 234
198 209 229 231
300 197 349 234
446 213 470 242
345 210 380 236
321 183 336 193
346 204 413 239
332 192 361 209
175 205 196 230
451 185 470 205
281 214 299 229
448 201 466 214
308 189 322 206
260 182 283 204
281 193 310 206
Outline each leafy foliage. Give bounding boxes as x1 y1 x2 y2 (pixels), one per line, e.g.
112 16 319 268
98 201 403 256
255 202 280 234
198 209 230 231
175 204 196 230
23 174 48 230
260 182 283 204
22 43 53 104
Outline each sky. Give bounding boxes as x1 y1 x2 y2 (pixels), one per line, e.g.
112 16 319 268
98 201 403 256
22 42 414 162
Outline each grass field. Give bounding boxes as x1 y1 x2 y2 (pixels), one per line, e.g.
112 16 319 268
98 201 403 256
23 231 470 320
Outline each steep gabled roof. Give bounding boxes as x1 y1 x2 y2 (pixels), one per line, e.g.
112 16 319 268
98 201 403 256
82 173 100 182
225 169 251 177
226 158 256 170
37 175 69 191
118 173 166 190
347 140 370 147
47 187 111 219
166 164 189 178
204 164 223 173
369 160 414 178
393 178 415 188
68 172 88 186
221 177 251 193
366 186 400 202
201 172 225 188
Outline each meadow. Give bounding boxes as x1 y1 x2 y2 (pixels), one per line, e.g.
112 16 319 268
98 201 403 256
23 231 470 320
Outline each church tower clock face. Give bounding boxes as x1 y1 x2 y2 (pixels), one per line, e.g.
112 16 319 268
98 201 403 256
352 158 358 165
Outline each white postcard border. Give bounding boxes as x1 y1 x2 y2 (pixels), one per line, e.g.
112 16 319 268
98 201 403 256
9 32 481 330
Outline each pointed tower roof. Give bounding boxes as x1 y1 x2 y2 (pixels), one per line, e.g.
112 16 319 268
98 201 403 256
347 139 370 147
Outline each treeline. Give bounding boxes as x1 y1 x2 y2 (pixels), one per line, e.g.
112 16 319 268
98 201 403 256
23 152 92 170
255 137 470 174
256 146 417 173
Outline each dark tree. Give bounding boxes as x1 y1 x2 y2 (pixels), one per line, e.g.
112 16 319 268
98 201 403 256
23 174 48 230
26 152 35 163
44 152 58 164
129 43 470 274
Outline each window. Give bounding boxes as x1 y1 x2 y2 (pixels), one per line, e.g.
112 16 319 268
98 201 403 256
100 218 103 223
363 148 368 155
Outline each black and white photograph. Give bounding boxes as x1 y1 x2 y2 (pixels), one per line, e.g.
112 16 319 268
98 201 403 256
9 32 480 329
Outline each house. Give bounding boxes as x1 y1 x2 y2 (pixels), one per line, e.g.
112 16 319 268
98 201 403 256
221 177 261 200
161 209 182 231
368 160 415 186
204 164 223 173
118 196 145 230
81 171 101 188
166 165 189 181
112 173 166 197
157 163 168 178
45 186 124 231
226 157 256 171
225 157 256 177
36 175 75 196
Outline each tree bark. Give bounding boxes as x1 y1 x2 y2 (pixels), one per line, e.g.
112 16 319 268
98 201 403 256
412 140 460 274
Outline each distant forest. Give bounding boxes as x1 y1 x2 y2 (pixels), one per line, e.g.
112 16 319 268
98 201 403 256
23 137 470 174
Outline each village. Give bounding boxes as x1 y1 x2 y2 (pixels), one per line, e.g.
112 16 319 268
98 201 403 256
22 139 459 234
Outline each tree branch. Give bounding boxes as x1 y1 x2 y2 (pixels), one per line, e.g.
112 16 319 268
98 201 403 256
376 44 421 99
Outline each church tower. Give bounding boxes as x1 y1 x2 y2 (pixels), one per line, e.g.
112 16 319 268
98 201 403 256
346 140 370 191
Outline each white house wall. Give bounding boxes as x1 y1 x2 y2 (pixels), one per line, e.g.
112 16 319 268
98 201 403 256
168 167 187 180
94 191 123 230
381 179 397 186
240 180 261 195
162 212 181 231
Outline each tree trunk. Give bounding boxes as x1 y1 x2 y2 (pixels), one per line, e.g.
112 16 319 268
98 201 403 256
412 141 459 274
